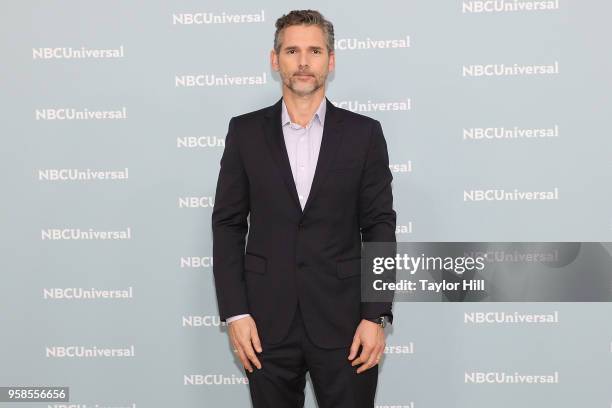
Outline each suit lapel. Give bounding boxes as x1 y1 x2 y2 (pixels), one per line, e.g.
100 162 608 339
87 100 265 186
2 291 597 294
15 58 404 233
263 96 344 216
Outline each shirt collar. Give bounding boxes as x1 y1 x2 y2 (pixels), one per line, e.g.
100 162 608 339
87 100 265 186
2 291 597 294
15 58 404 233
281 96 327 128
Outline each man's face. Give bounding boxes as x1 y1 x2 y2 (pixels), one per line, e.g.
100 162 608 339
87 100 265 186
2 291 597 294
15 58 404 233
271 24 335 97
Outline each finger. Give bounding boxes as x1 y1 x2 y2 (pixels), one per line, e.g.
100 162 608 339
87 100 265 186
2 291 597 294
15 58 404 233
229 326 241 346
357 346 381 374
372 345 384 366
351 344 373 367
236 347 253 372
348 338 361 360
240 339 262 370
251 327 263 353
230 339 240 355
357 349 380 373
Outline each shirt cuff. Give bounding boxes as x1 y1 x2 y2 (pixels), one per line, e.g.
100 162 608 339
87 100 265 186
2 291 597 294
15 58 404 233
226 313 250 323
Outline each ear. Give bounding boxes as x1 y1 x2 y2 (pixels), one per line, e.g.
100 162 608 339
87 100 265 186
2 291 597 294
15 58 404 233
270 49 279 71
328 51 335 73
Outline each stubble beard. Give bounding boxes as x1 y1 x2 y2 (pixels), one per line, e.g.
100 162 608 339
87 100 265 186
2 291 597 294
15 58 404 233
280 69 327 97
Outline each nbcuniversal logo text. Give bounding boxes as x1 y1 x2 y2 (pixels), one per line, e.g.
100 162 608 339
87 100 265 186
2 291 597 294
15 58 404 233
184 374 249 385
41 227 132 240
463 188 559 201
334 35 410 50
178 197 215 208
180 256 213 268
465 371 559 384
396 222 413 235
46 345 135 358
35 107 127 120
172 10 265 24
175 72 267 87
32 45 125 59
462 0 560 13
462 61 559 77
384 343 414 355
463 125 559 141
177 135 225 148
182 315 227 327
464 311 559 324
332 98 411 112
389 162 412 173
43 287 134 300
38 168 129 181
466 249 559 264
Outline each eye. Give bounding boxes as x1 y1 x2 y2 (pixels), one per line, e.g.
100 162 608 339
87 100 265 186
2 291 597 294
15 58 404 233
287 49 295 54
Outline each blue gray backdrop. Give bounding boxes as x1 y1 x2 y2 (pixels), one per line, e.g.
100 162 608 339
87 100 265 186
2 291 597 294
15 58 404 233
1 1 611 407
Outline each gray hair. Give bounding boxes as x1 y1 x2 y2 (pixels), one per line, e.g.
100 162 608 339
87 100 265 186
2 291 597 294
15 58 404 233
274 10 335 55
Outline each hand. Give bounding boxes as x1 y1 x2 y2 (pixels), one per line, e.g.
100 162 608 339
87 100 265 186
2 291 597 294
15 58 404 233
348 319 386 374
228 316 263 373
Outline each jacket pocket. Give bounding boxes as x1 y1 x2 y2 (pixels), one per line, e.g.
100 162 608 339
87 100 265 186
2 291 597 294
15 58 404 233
336 257 362 279
244 252 267 274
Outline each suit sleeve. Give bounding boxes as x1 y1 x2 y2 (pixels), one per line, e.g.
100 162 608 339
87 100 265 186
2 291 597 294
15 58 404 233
211 117 251 321
359 120 397 323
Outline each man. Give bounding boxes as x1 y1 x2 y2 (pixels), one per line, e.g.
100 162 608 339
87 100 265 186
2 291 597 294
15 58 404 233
211 9 396 408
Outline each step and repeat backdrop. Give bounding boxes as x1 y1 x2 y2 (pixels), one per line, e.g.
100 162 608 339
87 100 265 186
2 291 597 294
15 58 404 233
1 1 611 407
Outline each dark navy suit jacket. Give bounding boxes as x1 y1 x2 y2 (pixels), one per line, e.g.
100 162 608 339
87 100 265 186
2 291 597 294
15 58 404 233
212 96 396 349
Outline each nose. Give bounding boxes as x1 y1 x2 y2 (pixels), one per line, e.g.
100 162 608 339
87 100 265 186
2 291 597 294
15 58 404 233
299 53 309 69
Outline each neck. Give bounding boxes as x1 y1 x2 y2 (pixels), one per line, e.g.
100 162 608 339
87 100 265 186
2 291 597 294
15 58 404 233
282 88 325 127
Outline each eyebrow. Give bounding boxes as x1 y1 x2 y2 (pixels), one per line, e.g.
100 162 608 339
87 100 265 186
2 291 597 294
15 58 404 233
283 45 324 51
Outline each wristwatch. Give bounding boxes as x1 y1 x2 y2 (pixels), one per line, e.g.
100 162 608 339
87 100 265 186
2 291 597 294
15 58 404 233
365 315 391 328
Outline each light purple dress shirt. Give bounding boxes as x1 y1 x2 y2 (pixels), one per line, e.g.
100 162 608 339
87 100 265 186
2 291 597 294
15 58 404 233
226 96 327 324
